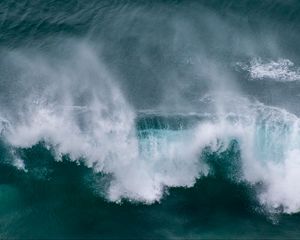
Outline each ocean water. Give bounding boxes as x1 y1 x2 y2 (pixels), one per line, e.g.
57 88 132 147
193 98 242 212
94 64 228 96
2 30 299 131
1 0 300 238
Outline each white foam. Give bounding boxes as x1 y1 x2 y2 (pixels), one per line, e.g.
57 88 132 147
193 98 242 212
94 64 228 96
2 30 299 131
201 99 300 214
12 158 27 172
238 58 300 82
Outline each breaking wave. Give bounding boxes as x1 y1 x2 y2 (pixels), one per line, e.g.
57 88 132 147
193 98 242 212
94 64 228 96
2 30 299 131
0 44 300 214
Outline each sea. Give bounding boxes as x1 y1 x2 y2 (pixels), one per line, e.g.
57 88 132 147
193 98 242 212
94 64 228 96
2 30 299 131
1 0 300 239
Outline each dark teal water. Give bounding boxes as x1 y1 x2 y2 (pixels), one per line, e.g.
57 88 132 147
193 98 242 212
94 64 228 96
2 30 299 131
0 142 295 239
1 0 300 239
1 140 300 239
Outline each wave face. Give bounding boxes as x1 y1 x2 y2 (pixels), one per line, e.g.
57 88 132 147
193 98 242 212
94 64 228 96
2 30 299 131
1 0 300 238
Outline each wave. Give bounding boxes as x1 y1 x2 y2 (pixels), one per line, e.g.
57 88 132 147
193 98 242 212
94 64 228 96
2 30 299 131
1 2 300 213
1 54 300 213
136 102 300 214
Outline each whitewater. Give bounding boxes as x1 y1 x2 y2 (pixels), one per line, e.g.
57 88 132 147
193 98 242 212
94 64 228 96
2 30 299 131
0 43 299 214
